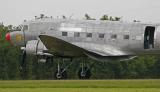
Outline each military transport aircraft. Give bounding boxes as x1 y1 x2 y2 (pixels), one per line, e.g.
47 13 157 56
5 16 160 79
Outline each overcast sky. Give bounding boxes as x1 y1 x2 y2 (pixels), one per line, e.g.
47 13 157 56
0 0 160 25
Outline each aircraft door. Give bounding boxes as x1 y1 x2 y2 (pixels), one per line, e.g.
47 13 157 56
144 26 155 49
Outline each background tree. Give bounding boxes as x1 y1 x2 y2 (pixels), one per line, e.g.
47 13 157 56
84 14 95 20
114 17 121 21
100 15 109 20
100 15 121 21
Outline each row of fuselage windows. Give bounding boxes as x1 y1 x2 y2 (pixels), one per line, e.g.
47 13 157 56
62 32 130 40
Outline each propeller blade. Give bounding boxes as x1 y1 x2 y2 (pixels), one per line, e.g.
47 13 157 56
20 50 26 69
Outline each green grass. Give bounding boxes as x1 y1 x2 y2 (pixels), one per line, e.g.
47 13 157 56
0 88 160 92
0 79 159 92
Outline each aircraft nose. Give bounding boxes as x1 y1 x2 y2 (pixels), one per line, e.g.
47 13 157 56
5 32 11 41
5 31 25 46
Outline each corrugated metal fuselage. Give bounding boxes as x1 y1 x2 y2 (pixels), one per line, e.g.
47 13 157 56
12 19 160 58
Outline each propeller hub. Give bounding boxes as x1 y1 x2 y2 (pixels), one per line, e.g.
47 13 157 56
5 32 11 41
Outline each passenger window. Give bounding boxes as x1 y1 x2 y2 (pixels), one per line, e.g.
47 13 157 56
74 32 80 37
86 33 92 38
99 33 105 38
23 25 28 31
124 35 129 39
111 34 117 39
62 32 67 36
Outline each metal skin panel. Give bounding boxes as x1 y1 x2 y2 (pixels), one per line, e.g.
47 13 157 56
155 26 160 47
9 18 160 61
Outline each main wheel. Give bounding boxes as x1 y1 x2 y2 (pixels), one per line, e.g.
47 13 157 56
78 67 91 79
54 68 67 79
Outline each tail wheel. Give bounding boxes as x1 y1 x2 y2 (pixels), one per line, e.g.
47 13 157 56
78 67 91 79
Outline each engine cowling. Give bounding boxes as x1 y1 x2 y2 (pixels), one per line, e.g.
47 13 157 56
24 40 52 56
21 40 53 63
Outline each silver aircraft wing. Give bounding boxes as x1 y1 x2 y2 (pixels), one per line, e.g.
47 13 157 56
39 35 129 57
39 35 85 57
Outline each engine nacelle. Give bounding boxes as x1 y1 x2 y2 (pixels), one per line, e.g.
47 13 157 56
21 40 53 63
25 40 52 56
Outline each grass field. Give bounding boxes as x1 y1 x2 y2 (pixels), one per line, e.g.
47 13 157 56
0 79 159 92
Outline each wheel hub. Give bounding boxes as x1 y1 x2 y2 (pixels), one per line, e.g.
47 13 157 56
81 72 86 77
56 73 62 79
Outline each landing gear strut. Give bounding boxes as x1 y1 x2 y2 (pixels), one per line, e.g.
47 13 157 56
54 61 67 79
20 50 27 79
54 68 67 79
78 60 91 79
54 59 73 79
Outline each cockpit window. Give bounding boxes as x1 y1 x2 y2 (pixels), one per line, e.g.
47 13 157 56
23 25 29 31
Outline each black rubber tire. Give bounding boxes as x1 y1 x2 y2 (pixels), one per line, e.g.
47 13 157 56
54 68 67 79
78 67 91 79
